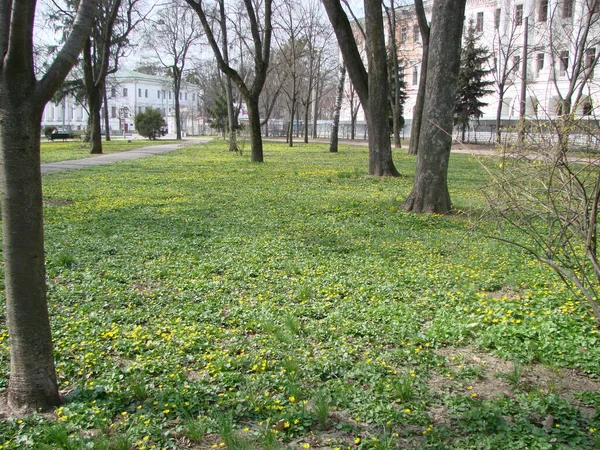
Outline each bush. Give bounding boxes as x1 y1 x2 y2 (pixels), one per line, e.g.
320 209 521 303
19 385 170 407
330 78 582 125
135 108 166 140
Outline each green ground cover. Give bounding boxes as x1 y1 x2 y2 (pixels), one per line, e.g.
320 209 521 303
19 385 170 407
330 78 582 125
40 139 179 164
0 141 599 449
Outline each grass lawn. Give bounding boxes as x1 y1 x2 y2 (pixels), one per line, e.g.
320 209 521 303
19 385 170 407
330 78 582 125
0 141 599 449
40 139 180 164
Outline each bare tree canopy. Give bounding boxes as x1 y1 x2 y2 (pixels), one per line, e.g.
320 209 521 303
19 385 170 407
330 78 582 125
185 0 273 162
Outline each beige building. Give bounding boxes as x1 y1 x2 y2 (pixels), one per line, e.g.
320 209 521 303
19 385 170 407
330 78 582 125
341 0 600 136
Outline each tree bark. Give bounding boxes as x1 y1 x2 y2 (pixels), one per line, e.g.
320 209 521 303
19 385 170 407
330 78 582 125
246 95 264 162
103 85 111 141
408 0 430 156
0 102 60 412
0 0 98 413
404 0 466 213
365 0 397 176
83 39 103 154
330 64 346 153
322 0 398 176
173 67 182 140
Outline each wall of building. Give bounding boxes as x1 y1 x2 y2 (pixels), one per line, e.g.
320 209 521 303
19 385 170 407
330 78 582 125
41 70 203 136
341 0 600 130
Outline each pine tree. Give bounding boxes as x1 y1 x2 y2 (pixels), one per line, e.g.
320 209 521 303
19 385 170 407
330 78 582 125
454 19 494 142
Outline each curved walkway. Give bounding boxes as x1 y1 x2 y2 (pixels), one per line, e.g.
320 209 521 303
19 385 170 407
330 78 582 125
41 138 212 174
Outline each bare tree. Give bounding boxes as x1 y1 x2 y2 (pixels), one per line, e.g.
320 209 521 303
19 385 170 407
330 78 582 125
485 132 600 323
275 0 305 147
145 0 201 140
385 0 402 148
488 4 522 144
83 0 146 153
216 0 239 151
404 0 467 213
185 0 272 162
548 0 600 117
322 0 399 176
0 0 98 413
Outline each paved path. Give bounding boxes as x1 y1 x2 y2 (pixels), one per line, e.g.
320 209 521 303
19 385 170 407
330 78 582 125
41 138 212 174
263 137 498 156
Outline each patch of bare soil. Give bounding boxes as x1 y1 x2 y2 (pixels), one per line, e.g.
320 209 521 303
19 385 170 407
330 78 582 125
429 346 600 422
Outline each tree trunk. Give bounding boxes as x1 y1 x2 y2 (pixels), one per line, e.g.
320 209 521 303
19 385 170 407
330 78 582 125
288 96 295 147
0 96 60 413
88 87 103 154
404 0 466 213
408 0 430 156
103 86 111 141
385 1 401 149
330 64 346 153
312 74 320 139
83 39 103 154
173 71 182 140
495 90 504 144
365 0 398 176
303 95 310 143
246 95 264 162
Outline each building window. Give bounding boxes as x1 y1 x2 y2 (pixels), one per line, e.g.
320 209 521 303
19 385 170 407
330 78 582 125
515 4 524 25
111 106 117 119
585 48 596 69
413 24 420 42
560 50 569 75
110 87 116 98
192 93 196 101
412 66 418 85
169 91 172 100
536 53 545 74
144 89 148 98
512 55 521 76
563 0 573 18
538 0 548 22
123 88 128 97
400 27 407 43
495 8 501 29
476 12 484 32
185 92 188 100
138 88 142 97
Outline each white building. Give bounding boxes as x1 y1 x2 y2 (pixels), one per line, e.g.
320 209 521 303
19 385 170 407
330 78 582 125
41 69 203 136
341 0 600 135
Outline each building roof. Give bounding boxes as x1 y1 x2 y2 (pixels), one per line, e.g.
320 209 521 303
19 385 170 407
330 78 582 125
111 69 169 84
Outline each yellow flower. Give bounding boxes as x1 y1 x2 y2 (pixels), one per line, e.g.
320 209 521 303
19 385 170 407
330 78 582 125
355 437 361 444
302 444 310 449
288 396 296 403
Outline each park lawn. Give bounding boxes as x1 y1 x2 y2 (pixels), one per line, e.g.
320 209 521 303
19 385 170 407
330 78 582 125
40 139 180 164
0 141 599 449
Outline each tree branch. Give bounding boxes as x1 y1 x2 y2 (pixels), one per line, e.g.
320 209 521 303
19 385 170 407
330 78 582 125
36 0 99 105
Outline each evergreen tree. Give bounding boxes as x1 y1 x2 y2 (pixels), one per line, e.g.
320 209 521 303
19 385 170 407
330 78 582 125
454 19 493 142
135 109 166 139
